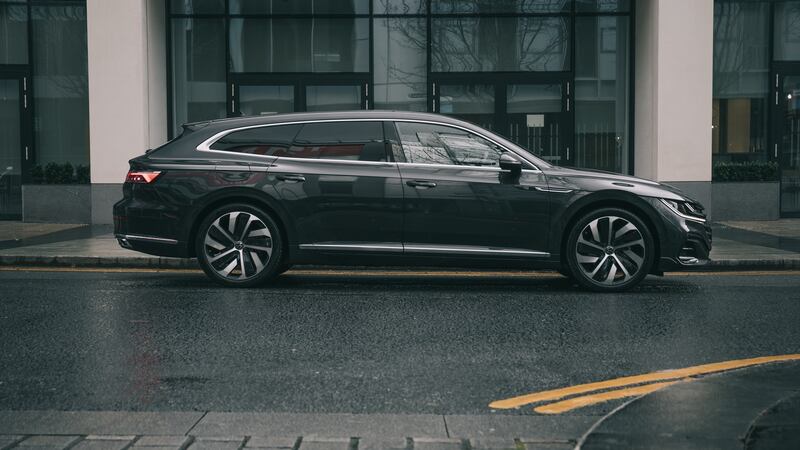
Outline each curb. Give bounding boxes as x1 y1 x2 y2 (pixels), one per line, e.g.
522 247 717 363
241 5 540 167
1 255 799 271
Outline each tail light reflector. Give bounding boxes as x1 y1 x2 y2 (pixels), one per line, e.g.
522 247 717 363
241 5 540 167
126 170 161 184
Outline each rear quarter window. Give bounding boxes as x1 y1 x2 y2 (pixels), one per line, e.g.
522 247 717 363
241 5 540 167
209 124 302 155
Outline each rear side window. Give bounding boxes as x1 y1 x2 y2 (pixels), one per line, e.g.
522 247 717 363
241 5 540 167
286 121 386 161
209 124 302 155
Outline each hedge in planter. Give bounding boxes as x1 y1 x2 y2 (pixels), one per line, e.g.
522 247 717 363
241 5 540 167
28 163 90 184
712 161 779 182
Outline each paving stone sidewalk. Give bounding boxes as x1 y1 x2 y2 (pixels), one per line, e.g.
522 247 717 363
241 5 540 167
0 411 587 450
0 220 798 270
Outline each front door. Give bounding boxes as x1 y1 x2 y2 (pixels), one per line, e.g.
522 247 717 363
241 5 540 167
0 73 28 220
391 120 551 257
230 75 369 117
775 66 800 217
432 77 573 166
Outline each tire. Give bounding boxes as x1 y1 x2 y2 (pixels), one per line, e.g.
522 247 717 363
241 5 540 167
195 203 284 287
565 207 654 292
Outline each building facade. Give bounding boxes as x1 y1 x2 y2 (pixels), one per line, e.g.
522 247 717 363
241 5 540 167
0 0 796 223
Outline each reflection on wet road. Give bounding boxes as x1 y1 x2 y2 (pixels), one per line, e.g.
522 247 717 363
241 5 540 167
0 269 798 414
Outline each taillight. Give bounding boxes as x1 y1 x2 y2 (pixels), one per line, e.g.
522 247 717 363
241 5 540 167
125 170 162 184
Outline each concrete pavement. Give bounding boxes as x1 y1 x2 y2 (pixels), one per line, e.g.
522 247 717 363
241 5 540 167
0 220 799 270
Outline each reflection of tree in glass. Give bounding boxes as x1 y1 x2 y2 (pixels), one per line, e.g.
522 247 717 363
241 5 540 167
432 13 568 72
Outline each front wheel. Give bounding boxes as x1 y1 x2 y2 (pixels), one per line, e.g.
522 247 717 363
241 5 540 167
565 208 654 292
195 203 284 287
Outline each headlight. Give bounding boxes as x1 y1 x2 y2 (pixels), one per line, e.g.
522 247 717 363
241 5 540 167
659 198 706 222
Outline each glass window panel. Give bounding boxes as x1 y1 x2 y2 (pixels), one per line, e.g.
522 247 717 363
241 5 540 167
432 0 571 14
210 124 302 154
230 18 368 72
507 84 562 113
306 85 362 111
373 0 426 15
432 16 570 72
575 0 629 13
239 85 295 116
395 122 502 166
713 1 769 162
439 84 493 114
230 0 368 14
574 16 629 173
373 17 427 111
31 1 89 167
775 2 800 61
288 122 384 161
171 18 226 133
0 1 27 64
0 79 22 217
171 0 225 14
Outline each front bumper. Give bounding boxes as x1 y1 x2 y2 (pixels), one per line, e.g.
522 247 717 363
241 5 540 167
649 198 712 272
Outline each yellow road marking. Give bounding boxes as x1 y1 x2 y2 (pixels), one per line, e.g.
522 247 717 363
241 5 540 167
534 380 686 414
489 354 800 410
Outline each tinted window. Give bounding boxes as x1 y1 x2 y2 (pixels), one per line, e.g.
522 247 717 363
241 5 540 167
210 124 302 155
287 121 386 161
395 122 502 166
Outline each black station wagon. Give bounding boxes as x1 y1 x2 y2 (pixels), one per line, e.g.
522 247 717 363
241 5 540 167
114 111 711 291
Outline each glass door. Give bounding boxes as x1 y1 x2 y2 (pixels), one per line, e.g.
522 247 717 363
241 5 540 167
0 74 26 220
505 83 571 165
432 77 572 165
437 84 496 131
775 68 800 217
231 75 368 116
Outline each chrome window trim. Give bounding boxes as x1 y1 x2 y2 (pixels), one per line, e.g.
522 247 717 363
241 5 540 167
195 118 542 172
299 242 549 258
116 234 179 245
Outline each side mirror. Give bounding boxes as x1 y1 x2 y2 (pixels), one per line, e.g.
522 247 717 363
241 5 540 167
499 153 522 176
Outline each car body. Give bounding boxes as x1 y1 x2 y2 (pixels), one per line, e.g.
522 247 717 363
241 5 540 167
113 111 711 291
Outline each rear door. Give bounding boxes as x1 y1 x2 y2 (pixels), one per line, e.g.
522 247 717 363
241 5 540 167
269 120 404 252
391 121 551 258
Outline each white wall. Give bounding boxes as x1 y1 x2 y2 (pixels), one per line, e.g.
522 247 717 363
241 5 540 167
87 0 166 184
634 0 714 183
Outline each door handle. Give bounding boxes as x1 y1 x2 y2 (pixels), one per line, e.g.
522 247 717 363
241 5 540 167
406 180 437 189
276 174 306 183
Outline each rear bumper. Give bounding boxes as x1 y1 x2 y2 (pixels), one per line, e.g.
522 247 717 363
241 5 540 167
114 233 187 258
114 195 192 257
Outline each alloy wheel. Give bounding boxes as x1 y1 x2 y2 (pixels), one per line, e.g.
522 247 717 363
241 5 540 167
203 211 273 280
574 215 646 286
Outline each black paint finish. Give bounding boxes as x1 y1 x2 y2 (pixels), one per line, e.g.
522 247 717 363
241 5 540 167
113 111 711 275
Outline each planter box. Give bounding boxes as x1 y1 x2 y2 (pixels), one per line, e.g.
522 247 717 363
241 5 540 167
711 182 779 221
22 184 91 223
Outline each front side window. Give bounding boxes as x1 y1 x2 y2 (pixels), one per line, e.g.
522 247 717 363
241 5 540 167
210 124 302 155
287 121 386 161
395 122 502 166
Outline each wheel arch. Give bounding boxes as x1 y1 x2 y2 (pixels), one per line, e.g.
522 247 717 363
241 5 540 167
185 188 294 259
555 191 664 274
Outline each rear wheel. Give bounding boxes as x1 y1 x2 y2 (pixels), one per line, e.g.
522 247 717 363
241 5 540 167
195 203 284 287
565 208 654 292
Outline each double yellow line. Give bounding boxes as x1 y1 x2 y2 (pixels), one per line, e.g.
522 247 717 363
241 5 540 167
489 354 800 414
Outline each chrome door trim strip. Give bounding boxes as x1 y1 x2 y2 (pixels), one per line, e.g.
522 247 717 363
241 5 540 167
403 244 550 258
298 242 549 258
116 234 179 245
194 118 543 172
299 243 404 252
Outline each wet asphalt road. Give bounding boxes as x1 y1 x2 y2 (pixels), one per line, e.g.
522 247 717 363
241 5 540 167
0 269 798 414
